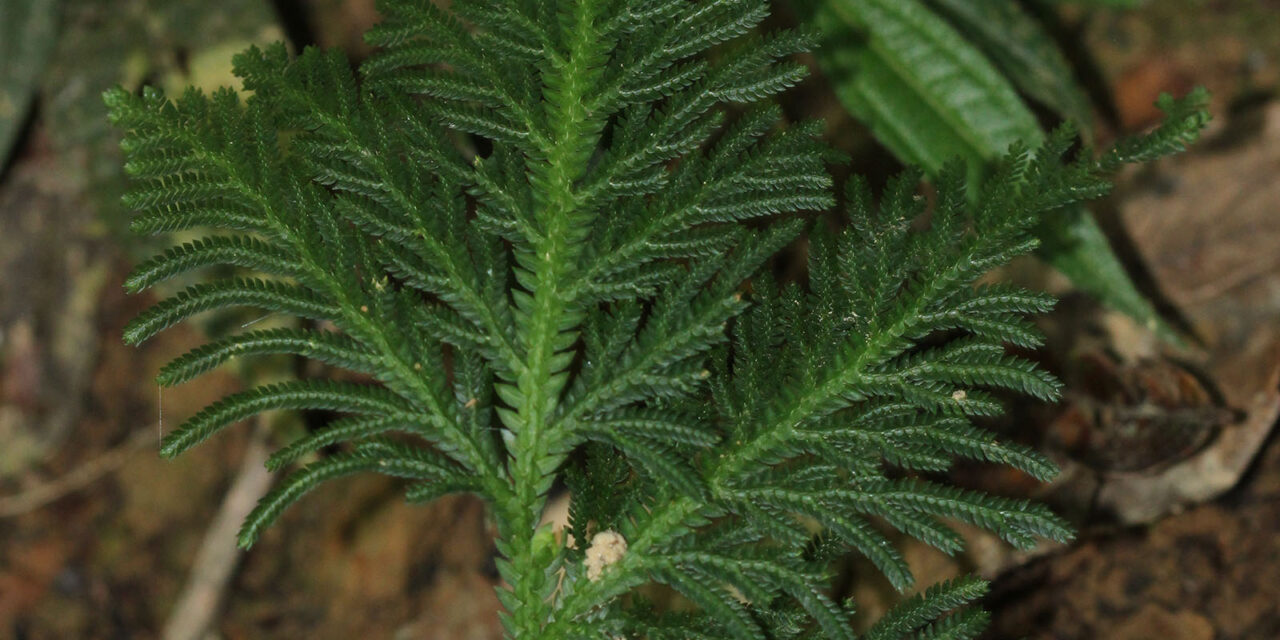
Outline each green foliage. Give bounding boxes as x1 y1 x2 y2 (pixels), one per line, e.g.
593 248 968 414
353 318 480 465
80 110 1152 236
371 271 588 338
806 0 1040 179
922 0 1092 130
106 0 1208 636
802 0 1190 343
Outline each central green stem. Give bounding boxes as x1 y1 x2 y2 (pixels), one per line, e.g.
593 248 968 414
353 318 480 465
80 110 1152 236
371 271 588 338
499 0 606 635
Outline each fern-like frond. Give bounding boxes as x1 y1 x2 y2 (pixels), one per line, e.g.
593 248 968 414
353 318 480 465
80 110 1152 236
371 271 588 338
156 328 377 386
240 441 471 547
158 380 415 458
108 0 1210 633
123 279 339 346
864 576 989 640
555 93 1210 640
123 236 303 293
264 415 431 471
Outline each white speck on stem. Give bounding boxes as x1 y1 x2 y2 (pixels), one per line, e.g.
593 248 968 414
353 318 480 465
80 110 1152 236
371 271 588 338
584 530 627 581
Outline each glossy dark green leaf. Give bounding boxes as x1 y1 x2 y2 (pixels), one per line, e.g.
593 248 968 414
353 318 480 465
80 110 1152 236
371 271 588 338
807 0 1043 184
1037 205 1184 343
806 0 1180 342
923 0 1094 132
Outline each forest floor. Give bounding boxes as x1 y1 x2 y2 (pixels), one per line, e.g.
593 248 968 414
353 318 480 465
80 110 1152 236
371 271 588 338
1 1 1278 639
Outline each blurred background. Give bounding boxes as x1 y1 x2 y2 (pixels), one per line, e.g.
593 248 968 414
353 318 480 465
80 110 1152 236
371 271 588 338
0 0 1277 638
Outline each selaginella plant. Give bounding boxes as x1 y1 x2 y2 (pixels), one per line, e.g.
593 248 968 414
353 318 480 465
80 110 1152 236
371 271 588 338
104 0 1208 636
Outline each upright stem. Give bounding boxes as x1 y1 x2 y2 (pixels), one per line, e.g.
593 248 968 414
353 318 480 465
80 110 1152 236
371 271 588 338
499 0 607 635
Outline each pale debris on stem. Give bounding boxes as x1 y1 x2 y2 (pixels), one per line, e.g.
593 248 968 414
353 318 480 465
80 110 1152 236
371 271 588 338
584 530 627 581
